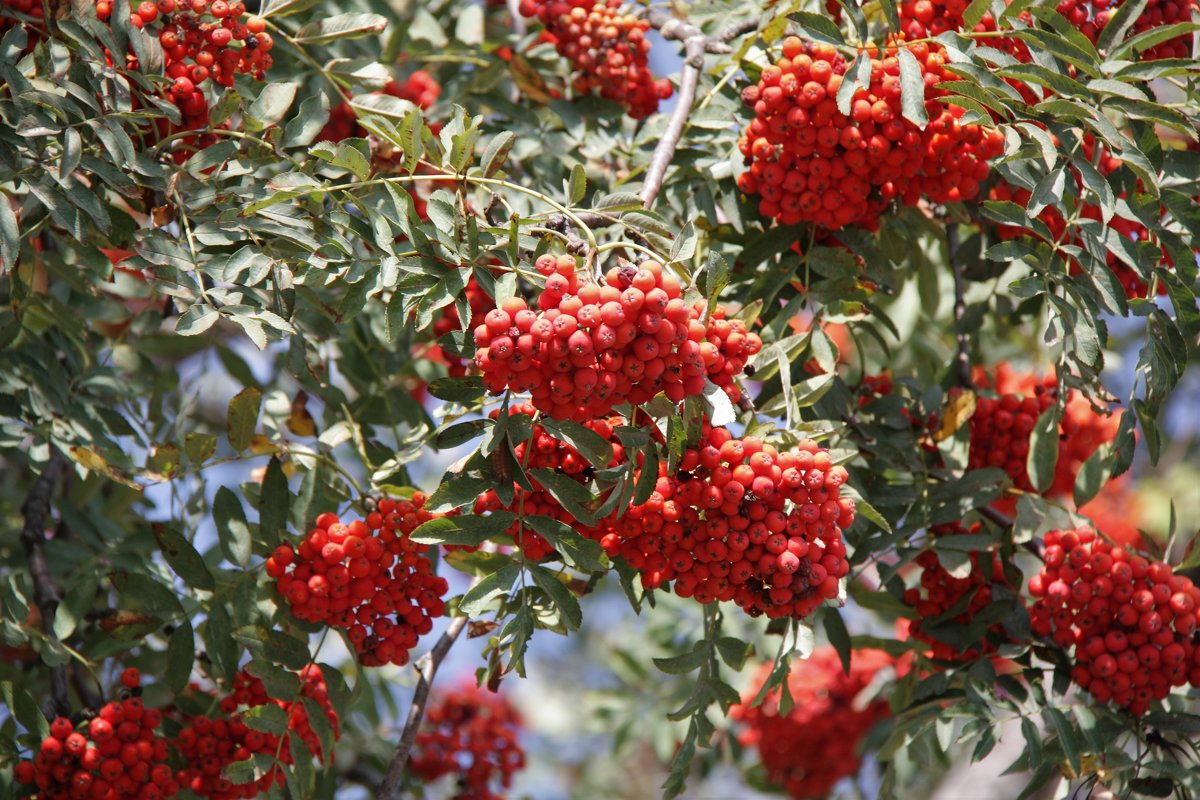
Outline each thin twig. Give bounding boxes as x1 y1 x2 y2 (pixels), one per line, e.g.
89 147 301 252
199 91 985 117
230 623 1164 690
20 448 69 717
947 225 973 387
639 12 758 207
375 615 470 800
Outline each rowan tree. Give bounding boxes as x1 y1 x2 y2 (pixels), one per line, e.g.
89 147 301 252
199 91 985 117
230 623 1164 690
1 0 1199 798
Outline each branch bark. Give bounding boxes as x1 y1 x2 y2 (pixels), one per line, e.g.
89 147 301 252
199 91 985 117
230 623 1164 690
375 614 469 799
947 226 973 387
639 12 758 208
20 448 70 717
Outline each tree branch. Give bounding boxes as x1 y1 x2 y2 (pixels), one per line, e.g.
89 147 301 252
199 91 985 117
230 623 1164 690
947 226 973 387
375 613 470 800
20 448 70 717
639 12 758 208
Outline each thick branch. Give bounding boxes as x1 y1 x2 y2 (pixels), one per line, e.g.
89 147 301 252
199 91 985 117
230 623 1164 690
20 448 70 717
639 12 758 208
947 226 973 387
375 614 470 800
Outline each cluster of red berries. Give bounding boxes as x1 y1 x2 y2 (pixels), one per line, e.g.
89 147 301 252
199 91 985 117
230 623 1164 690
114 0 273 85
967 365 1118 505
1029 526 1200 715
474 255 761 421
903 522 1022 660
594 426 854 618
14 668 179 800
898 0 1001 38
410 683 525 800
1058 0 1197 60
473 403 625 560
268 500 449 667
518 0 672 118
174 667 338 799
318 71 442 143
732 648 896 799
737 37 1005 229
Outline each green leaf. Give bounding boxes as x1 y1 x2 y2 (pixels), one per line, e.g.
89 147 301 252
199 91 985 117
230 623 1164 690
787 11 845 45
242 703 289 735
294 12 388 44
460 563 521 616
185 433 217 465
260 0 320 17
822 606 853 673
281 94 330 150
3 682 50 739
0 191 19 267
175 304 220 336
896 48 928 129
529 564 582 630
568 163 587 205
715 636 754 671
109 571 183 613
204 604 238 681
538 419 613 468
428 376 484 403
530 468 597 526
213 487 252 567
1027 404 1061 494
234 625 311 670
226 387 262 452
165 620 195 692
525 515 607 572
480 131 515 178
246 82 299 131
153 523 215 591
410 513 516 546
258 457 289 549
653 642 709 675
1044 707 1080 774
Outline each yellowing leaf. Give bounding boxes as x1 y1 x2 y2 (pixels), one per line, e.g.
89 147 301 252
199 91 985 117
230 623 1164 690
286 390 317 437
509 54 558 105
933 389 976 442
67 447 143 491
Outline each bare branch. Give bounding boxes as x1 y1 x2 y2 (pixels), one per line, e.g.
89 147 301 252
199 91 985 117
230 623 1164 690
20 448 70 717
639 10 758 208
375 614 470 800
947 226 973 387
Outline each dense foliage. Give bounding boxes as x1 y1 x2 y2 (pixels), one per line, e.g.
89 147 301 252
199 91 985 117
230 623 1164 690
1 0 1198 797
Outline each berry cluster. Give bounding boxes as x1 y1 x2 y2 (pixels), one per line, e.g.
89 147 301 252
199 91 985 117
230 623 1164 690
14 668 179 800
1029 527 1200 715
737 37 1004 229
473 403 625 560
594 426 854 618
268 500 449 667
1059 0 1197 60
318 71 442 143
732 648 896 799
967 365 1118 504
517 0 672 118
410 683 526 800
174 667 338 799
903 522 1023 660
898 0 1000 38
473 255 761 421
